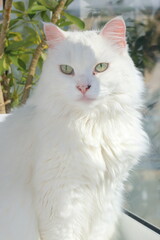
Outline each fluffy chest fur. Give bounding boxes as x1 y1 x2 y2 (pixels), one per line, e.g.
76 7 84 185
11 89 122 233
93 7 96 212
32 107 146 239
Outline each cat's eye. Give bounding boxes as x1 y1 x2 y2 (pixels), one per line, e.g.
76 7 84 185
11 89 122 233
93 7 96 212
60 65 74 75
94 63 109 73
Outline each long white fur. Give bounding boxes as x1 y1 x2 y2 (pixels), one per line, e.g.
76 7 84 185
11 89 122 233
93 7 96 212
0 18 148 240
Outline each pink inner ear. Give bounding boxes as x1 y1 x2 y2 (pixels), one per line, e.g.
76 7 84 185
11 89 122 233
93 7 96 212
44 23 65 48
100 17 126 48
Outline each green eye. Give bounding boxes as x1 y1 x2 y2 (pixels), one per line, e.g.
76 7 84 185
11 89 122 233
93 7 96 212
94 63 109 73
60 65 74 75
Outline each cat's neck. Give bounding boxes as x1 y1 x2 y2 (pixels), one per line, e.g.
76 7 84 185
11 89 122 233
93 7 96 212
27 88 139 144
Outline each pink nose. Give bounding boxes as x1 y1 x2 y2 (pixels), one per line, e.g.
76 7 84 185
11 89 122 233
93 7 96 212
76 85 91 94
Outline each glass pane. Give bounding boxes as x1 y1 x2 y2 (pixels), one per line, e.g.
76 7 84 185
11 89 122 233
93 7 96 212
68 0 160 228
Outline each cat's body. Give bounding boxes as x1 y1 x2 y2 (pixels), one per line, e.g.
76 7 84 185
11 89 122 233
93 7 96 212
0 17 148 240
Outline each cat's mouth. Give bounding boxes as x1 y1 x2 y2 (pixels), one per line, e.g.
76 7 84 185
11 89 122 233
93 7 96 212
78 95 96 102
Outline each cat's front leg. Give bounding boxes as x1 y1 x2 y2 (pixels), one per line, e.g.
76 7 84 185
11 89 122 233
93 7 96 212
38 206 91 240
88 188 121 240
89 221 116 240
39 220 84 240
36 185 93 240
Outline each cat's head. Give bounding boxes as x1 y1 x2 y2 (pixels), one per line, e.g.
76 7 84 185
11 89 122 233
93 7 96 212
35 17 143 113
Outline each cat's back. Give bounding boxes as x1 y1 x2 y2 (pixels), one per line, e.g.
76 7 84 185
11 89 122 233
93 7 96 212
0 105 36 183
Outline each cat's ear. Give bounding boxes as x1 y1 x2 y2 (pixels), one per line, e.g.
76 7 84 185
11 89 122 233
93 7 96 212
100 16 126 50
43 23 65 48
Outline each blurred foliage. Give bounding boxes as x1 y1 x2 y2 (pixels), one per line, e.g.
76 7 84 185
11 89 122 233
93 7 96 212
127 16 160 73
0 0 85 111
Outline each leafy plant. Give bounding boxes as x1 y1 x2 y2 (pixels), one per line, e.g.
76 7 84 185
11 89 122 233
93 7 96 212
0 0 85 113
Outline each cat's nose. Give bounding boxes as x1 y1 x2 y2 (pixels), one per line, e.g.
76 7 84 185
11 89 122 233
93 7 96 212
76 85 91 94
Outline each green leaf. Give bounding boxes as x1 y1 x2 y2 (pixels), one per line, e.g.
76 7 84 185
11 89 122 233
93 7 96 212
2 56 10 71
58 21 73 27
24 26 37 37
9 19 23 29
40 11 51 22
9 54 30 71
37 0 58 10
7 40 33 52
28 0 35 8
63 12 85 29
17 59 26 70
11 10 23 17
7 41 25 51
65 0 74 7
0 57 5 75
9 55 18 66
9 49 34 55
7 74 14 87
24 26 41 44
13 1 25 12
28 13 36 19
23 19 40 25
27 5 48 13
8 32 22 41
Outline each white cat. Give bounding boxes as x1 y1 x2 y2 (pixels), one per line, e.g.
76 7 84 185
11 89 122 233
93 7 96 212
0 17 148 240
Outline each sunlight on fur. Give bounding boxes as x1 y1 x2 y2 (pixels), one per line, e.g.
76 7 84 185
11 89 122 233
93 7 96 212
0 17 149 240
